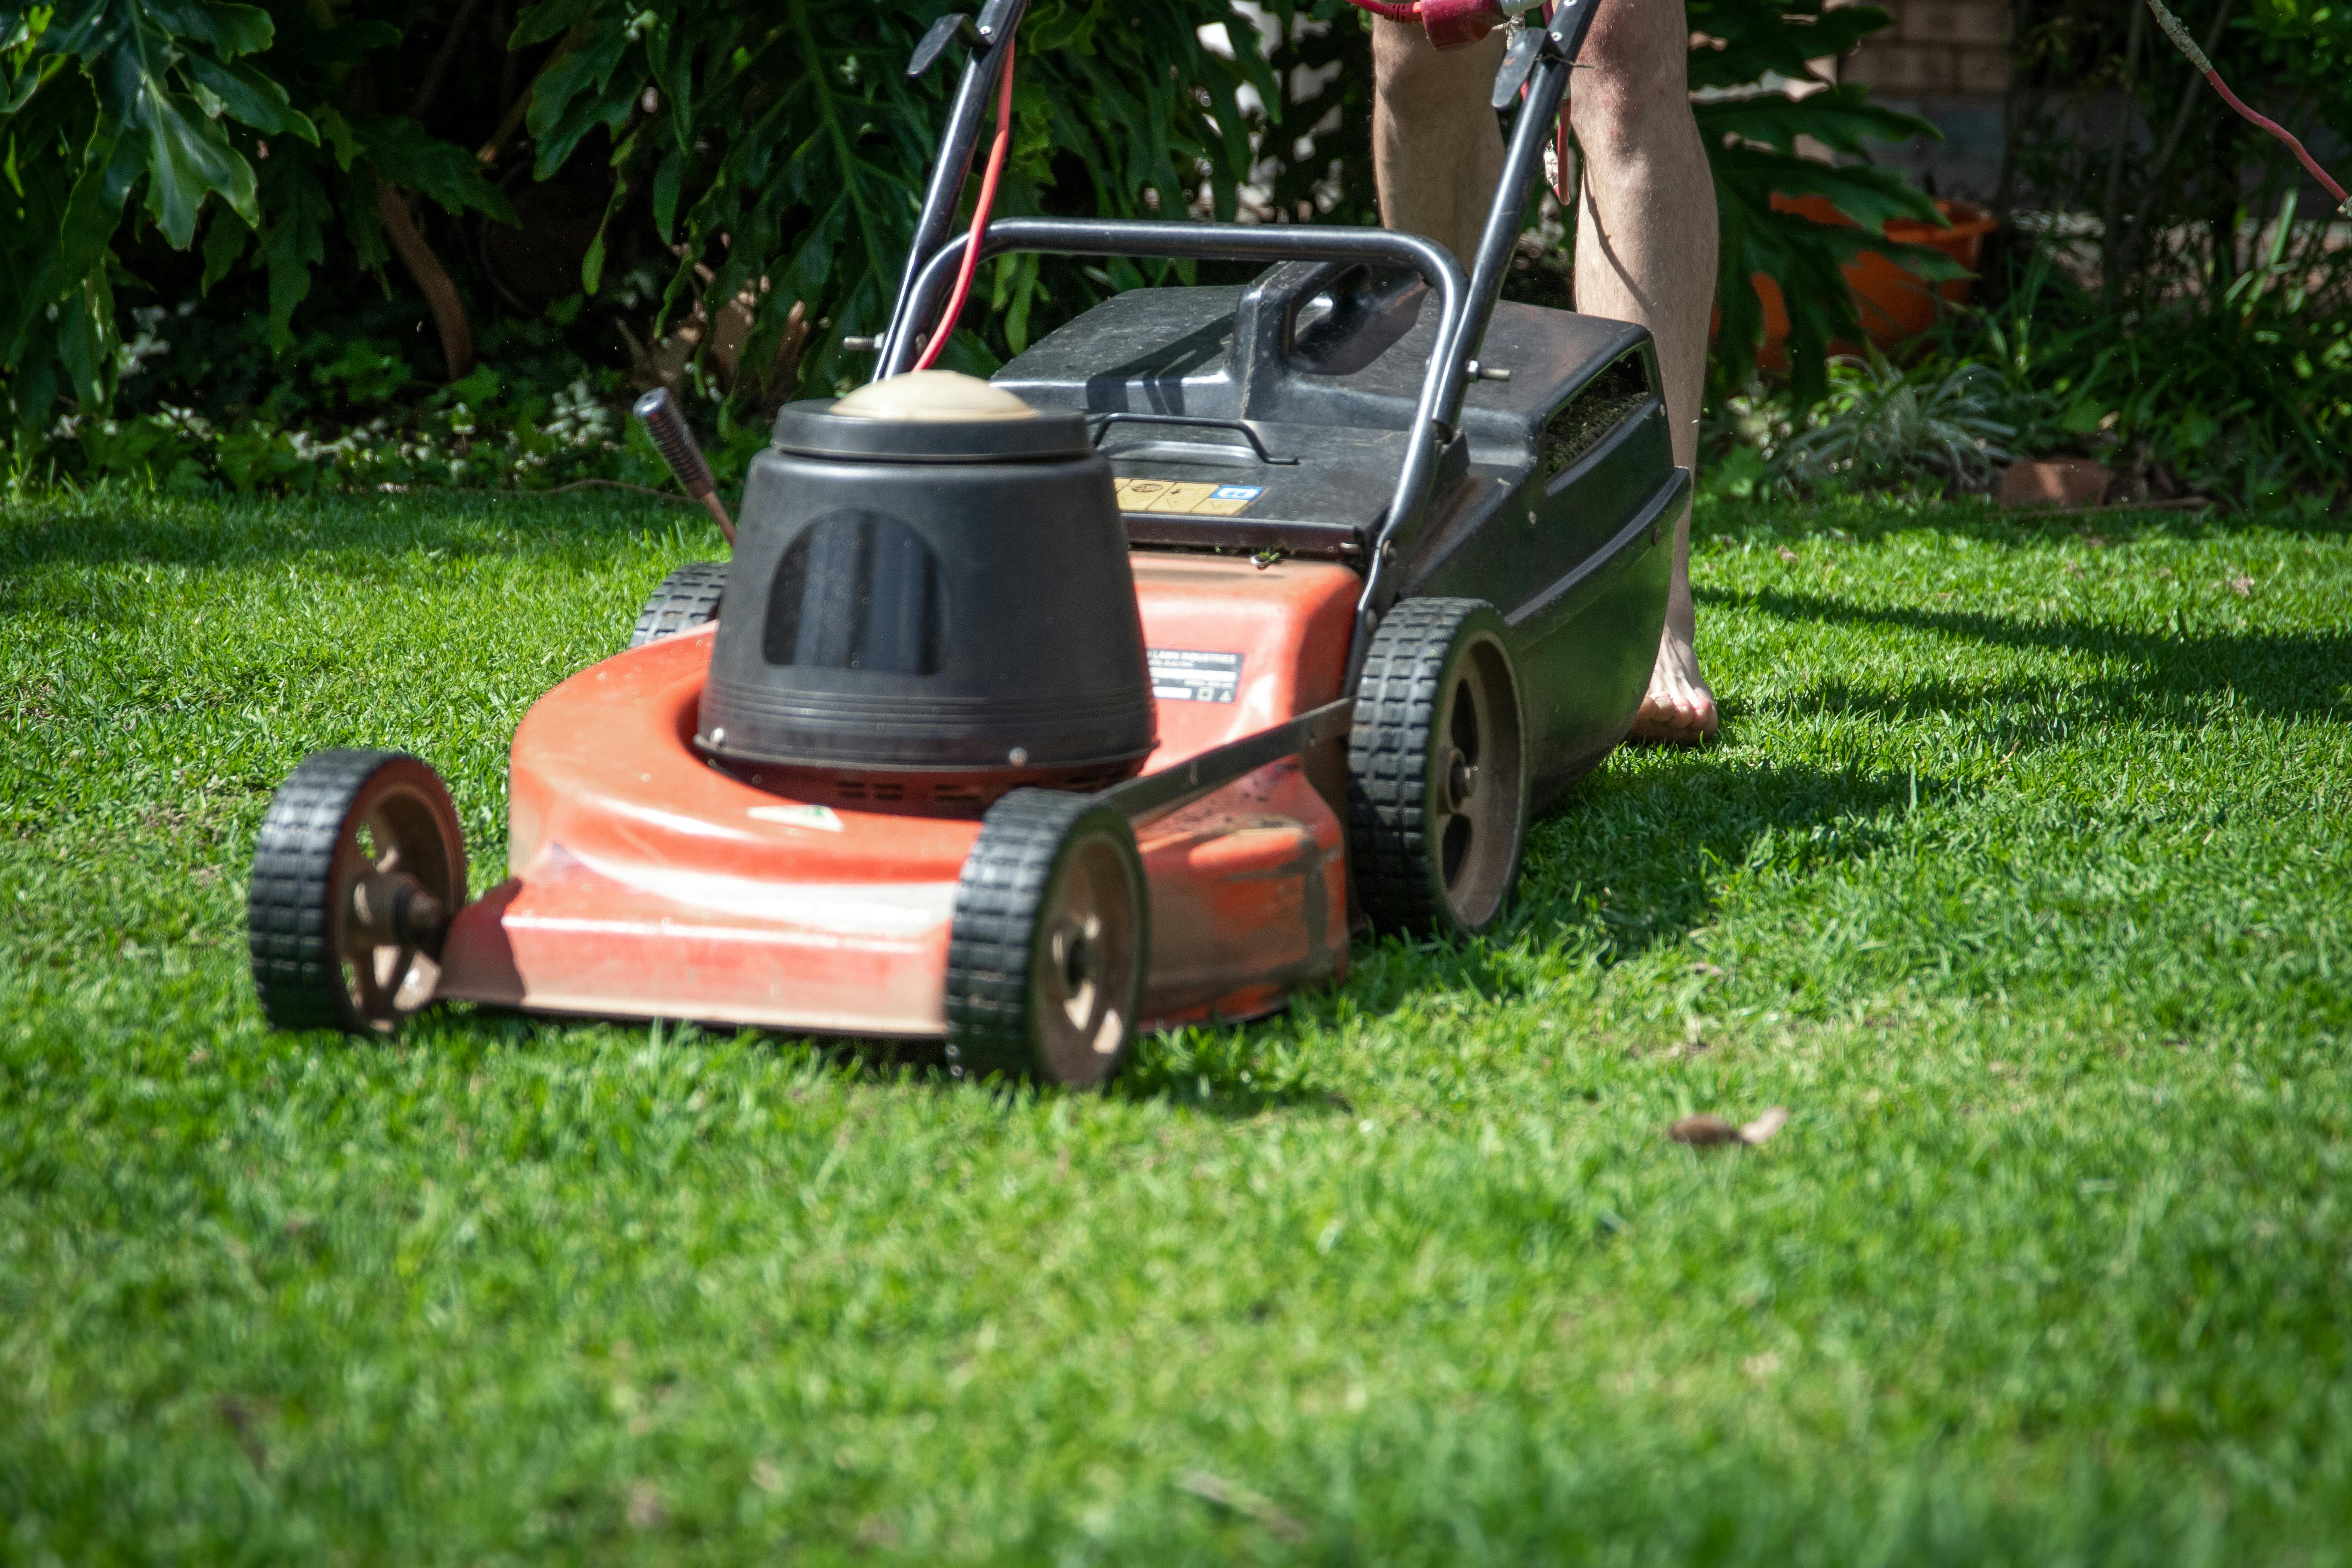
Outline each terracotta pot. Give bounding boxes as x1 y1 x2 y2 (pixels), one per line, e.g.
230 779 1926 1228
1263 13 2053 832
1746 196 1998 371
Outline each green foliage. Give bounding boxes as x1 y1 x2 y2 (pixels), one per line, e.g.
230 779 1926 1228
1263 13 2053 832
1688 0 1959 404
1782 353 2014 490
41 337 689 497
0 1 514 429
1970 224 2352 506
1703 352 2018 499
516 0 1297 398
0 0 1960 453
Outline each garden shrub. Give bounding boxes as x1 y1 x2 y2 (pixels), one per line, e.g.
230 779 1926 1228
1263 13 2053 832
3 0 1953 496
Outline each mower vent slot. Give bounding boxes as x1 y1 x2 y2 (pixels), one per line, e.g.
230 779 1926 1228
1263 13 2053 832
1540 352 1652 484
763 509 946 675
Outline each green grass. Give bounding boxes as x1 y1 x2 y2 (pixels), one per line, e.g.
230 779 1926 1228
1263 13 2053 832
3 482 2349 1564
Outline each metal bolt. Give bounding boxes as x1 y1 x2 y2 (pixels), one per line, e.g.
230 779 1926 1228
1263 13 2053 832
1008 746 1029 767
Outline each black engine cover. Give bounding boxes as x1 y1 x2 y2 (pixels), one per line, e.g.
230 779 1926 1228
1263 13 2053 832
698 397 1157 778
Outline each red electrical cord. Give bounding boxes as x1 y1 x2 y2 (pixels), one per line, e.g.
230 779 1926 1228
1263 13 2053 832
912 38 1017 372
2143 0 2351 217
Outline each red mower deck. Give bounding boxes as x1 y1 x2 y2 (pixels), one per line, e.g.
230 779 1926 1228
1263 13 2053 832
436 556 1358 1038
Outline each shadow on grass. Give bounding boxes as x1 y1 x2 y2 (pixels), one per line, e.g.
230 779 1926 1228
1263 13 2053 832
1693 494 2350 550
1323 757 1924 1023
1709 585 2352 724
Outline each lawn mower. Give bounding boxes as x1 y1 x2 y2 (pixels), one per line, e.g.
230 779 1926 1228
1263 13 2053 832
245 0 1687 1084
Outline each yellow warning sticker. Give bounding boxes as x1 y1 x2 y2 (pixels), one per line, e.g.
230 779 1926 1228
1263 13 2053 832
1115 478 1265 516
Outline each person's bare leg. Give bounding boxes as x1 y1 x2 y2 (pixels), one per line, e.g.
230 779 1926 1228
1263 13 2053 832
1571 0 1719 741
1371 19 1505 268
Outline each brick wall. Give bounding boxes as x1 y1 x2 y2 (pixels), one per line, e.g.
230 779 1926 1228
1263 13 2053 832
1845 0 2012 95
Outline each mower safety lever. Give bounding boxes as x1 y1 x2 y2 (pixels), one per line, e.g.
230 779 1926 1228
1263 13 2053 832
1489 25 1543 108
631 387 736 545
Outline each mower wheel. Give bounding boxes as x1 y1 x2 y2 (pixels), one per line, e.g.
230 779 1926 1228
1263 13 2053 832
1348 597 1529 937
248 749 467 1035
629 560 727 647
944 790 1149 1087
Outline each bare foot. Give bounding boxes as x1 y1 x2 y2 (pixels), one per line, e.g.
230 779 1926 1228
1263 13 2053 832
1625 625 1718 745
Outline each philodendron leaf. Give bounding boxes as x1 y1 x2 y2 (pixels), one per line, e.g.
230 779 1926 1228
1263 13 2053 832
138 89 259 243
141 0 274 58
259 152 330 348
184 53 318 142
352 114 517 223
1697 88 1938 159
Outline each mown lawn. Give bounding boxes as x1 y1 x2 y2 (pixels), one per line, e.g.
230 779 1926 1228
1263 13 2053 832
3 482 2349 1565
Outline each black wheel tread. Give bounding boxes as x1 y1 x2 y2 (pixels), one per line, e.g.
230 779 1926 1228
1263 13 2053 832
943 790 1103 1079
1347 597 1490 934
248 748 411 1032
629 560 727 647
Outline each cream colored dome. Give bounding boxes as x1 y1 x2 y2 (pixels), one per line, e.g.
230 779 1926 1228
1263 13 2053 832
831 370 1037 423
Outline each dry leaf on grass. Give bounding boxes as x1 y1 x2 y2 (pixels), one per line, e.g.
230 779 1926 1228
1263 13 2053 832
1667 1115 1740 1146
1668 1107 1789 1148
1179 1471 1308 1542
627 1482 668 1529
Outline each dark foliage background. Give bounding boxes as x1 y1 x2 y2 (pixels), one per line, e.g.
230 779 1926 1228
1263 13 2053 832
9 0 2341 502
2 0 1949 440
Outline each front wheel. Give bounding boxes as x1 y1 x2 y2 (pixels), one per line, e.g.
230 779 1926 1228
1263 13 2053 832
944 790 1149 1086
629 560 727 647
247 750 467 1035
1347 597 1529 936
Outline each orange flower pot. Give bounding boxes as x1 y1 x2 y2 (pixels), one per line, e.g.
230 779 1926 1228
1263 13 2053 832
1748 196 1997 371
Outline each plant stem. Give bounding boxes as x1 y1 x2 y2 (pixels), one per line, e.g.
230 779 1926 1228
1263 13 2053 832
376 185 477 383
2099 0 2146 309
2116 0 2236 288
407 0 490 124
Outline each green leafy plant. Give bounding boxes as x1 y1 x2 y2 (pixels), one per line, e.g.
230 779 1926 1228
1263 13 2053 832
1687 0 1961 405
0 1 513 430
1965 222 2351 506
512 0 1294 403
1778 352 2015 490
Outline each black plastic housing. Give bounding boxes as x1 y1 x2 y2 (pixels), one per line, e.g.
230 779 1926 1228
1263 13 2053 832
698 400 1157 778
995 267 1687 801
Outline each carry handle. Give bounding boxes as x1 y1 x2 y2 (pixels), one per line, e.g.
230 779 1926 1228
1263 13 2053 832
1087 413 1299 466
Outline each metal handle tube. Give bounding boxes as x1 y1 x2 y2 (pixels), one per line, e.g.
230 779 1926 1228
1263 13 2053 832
1452 1 1597 426
1344 0 1606 685
876 0 1030 368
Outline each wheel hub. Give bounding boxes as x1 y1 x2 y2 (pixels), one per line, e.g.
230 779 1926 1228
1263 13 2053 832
1444 749 1479 813
349 871 448 950
1050 916 1099 990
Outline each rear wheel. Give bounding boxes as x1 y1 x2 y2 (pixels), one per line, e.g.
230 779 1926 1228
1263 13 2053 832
248 750 466 1035
1347 597 1529 936
629 560 727 646
944 790 1148 1086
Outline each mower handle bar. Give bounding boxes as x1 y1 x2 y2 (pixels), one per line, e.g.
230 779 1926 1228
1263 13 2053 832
876 0 1597 683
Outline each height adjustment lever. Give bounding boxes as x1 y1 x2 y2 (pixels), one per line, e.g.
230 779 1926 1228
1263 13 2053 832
632 387 737 545
908 12 975 77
